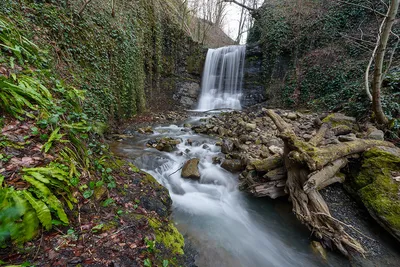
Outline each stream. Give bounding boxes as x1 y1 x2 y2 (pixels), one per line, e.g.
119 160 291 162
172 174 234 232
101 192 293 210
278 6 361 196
111 114 350 267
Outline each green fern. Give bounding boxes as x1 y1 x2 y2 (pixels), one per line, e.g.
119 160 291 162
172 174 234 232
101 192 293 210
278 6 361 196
21 190 52 230
0 162 77 246
0 16 44 65
0 15 52 118
22 176 69 225
42 127 66 153
0 75 53 118
0 188 40 244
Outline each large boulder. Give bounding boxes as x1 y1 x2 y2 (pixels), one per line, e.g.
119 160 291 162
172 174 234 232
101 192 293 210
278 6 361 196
221 159 244 173
181 158 201 179
366 125 385 141
322 113 357 135
347 147 400 242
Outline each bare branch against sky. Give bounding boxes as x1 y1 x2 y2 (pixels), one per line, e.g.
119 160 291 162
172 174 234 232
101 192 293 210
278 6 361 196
188 0 264 44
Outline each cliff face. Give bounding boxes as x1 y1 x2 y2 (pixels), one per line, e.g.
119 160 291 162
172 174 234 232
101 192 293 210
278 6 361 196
246 0 400 117
0 0 205 121
241 45 267 107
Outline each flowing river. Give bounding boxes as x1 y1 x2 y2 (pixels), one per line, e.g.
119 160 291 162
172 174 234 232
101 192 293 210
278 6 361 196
111 114 350 267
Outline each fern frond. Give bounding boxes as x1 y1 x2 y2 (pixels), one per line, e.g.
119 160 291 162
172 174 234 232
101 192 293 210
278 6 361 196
24 164 70 185
13 191 41 239
42 127 65 153
23 176 69 224
21 190 52 230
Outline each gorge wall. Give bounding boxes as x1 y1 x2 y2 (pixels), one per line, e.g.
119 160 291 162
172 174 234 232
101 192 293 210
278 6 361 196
241 45 267 107
0 0 205 122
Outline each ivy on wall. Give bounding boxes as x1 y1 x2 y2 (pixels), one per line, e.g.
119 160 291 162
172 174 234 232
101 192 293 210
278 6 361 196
1 0 203 122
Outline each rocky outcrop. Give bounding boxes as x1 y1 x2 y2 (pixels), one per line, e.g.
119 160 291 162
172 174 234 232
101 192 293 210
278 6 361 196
242 45 266 107
194 106 400 256
173 81 201 109
181 158 201 179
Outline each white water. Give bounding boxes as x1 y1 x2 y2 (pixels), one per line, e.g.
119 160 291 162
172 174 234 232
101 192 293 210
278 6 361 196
112 118 347 267
197 46 246 111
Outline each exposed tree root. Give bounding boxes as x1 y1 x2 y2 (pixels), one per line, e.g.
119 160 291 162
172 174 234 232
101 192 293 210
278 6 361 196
263 109 395 257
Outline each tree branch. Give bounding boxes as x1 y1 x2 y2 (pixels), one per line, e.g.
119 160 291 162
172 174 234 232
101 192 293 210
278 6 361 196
222 0 255 12
78 0 93 16
336 0 386 17
303 158 347 193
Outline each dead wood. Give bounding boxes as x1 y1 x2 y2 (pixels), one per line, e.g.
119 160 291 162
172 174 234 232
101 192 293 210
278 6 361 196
263 167 286 181
309 123 329 147
251 154 283 172
265 109 377 256
317 174 345 190
251 180 287 199
303 158 347 193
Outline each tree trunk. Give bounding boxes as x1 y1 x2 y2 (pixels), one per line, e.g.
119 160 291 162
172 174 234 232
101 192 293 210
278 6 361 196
371 0 399 125
112 0 116 17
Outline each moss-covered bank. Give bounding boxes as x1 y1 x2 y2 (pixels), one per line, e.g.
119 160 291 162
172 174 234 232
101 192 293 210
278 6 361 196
348 147 400 242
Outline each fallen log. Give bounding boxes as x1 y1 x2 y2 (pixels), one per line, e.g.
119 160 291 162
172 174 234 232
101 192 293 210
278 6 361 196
309 123 330 147
317 173 345 190
250 154 283 172
303 158 347 193
264 109 397 257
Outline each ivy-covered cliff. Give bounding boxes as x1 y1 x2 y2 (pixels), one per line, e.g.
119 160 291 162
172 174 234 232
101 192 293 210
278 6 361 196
247 0 400 124
1 0 204 122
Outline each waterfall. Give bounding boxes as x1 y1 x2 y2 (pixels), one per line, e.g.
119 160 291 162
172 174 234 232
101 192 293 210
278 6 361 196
197 45 246 111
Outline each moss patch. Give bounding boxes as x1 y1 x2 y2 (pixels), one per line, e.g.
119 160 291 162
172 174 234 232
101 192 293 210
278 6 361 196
354 148 400 237
148 218 184 255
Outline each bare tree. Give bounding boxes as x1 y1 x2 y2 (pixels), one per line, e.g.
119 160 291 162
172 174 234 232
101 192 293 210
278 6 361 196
111 0 116 17
225 0 261 43
371 0 399 125
222 0 255 13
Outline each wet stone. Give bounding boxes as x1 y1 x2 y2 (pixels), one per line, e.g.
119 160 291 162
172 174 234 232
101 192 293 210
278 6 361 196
221 159 244 173
181 158 201 179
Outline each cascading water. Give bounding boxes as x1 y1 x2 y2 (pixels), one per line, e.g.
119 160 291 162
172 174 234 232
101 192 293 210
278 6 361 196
111 117 349 267
197 46 246 111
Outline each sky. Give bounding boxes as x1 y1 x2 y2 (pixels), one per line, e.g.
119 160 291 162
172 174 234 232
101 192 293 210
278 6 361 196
222 1 263 43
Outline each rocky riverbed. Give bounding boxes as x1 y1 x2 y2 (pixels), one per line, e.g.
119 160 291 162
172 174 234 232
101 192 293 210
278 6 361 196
110 105 400 265
187 104 400 264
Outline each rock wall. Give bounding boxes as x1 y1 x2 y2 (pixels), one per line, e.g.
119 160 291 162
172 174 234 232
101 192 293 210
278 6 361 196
150 37 206 111
241 45 266 107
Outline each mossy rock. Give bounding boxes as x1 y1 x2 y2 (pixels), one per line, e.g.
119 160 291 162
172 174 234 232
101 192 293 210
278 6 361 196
322 113 357 129
353 147 400 242
148 218 184 255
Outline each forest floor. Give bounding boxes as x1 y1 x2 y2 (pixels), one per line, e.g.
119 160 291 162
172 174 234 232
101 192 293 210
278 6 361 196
0 113 195 267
